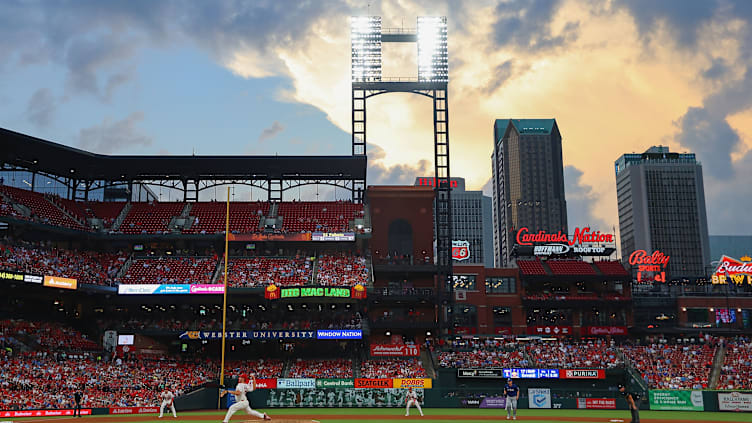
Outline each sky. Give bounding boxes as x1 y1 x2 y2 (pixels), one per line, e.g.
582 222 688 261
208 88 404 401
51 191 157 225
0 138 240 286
1 0 751 235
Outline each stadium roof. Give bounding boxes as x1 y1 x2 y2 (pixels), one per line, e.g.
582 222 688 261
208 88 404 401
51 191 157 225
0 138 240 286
0 128 366 181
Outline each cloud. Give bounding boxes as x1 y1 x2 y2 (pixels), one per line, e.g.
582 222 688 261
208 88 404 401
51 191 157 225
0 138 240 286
103 71 134 102
618 0 720 48
675 107 741 179
703 57 730 80
492 0 579 52
257 121 284 143
78 111 152 154
367 143 432 185
486 60 514 93
563 165 610 231
26 88 56 127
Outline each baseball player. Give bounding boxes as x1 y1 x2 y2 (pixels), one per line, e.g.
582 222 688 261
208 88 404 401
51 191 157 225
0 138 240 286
159 388 177 418
504 379 519 420
73 388 82 418
404 387 423 417
221 374 271 421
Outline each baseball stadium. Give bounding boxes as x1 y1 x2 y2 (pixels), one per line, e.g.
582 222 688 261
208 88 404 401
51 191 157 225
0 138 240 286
1 10 752 423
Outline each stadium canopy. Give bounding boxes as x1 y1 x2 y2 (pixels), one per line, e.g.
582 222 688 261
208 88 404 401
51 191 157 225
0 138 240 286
0 127 366 202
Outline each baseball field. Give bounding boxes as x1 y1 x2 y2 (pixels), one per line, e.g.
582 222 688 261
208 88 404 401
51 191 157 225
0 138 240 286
8 409 752 423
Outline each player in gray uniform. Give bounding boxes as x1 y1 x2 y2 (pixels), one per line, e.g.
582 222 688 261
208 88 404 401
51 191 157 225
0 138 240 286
504 379 520 420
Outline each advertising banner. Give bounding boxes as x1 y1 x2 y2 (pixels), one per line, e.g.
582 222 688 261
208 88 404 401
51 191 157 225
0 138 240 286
0 410 92 417
577 398 616 409
629 250 670 283
255 379 277 389
266 388 422 408
277 286 363 299
494 327 513 335
583 326 628 336
0 270 43 284
316 379 355 389
718 392 752 412
529 388 551 409
649 390 704 411
561 369 606 379
277 379 316 389
393 378 432 389
228 233 312 242
179 330 316 340
312 232 355 241
480 397 507 409
370 344 420 357
316 330 363 340
515 227 616 257
452 240 470 261
354 379 393 389
712 255 752 286
527 326 572 336
118 284 224 295
457 369 504 379
503 368 559 379
43 275 77 290
109 407 159 415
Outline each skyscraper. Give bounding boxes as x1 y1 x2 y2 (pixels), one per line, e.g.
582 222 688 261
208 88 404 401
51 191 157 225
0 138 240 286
414 177 494 267
615 146 711 278
491 119 568 266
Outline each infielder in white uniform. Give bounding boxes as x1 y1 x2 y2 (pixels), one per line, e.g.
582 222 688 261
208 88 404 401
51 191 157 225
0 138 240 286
158 388 177 418
221 374 271 422
405 387 423 417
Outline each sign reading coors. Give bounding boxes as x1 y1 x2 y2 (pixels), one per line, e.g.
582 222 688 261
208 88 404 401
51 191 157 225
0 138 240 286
629 250 670 283
515 227 615 257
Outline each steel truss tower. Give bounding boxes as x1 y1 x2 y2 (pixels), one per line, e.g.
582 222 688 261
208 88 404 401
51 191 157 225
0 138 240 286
351 16 453 321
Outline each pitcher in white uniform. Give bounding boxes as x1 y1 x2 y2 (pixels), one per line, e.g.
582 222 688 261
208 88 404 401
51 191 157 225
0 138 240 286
158 388 177 418
221 374 271 422
405 387 424 417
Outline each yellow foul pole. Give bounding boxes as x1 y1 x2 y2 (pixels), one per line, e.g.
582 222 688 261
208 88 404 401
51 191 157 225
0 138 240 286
219 186 230 407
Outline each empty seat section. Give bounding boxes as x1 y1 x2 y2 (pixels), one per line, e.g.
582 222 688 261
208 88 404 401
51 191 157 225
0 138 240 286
547 260 597 275
119 202 184 234
186 202 269 234
119 257 217 284
278 201 364 233
0 185 86 230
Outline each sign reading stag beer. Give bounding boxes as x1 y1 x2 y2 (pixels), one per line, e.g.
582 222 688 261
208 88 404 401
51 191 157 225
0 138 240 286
712 255 752 285
629 250 670 283
515 227 615 257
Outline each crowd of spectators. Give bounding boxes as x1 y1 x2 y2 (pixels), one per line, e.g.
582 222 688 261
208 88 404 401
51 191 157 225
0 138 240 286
315 253 370 286
224 359 284 379
360 358 426 378
0 351 216 410
118 257 217 285
1 320 99 352
718 337 752 390
436 339 527 368
0 240 126 286
526 339 623 369
621 339 717 390
225 256 313 287
288 359 353 378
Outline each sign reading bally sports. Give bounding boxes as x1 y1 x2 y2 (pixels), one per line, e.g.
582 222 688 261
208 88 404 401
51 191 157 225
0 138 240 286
712 255 752 285
629 250 670 283
515 227 615 256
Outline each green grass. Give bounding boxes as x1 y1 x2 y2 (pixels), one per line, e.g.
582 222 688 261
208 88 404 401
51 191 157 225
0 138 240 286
14 409 750 423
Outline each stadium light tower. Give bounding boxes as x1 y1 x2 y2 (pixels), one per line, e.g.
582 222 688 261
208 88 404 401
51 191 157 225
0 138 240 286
350 16 453 317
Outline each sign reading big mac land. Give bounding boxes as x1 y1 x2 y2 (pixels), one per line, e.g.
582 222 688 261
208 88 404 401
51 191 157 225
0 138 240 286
629 250 670 283
515 227 615 257
265 284 367 300
712 255 752 285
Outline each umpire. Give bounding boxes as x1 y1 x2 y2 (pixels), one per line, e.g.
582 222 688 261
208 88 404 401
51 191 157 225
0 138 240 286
74 387 82 417
618 384 640 423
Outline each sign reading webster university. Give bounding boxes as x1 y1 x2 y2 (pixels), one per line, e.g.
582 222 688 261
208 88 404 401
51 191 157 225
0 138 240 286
712 255 752 285
515 227 615 257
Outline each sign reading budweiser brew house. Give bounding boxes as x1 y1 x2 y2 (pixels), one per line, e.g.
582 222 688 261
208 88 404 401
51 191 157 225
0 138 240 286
712 255 752 285
514 227 615 257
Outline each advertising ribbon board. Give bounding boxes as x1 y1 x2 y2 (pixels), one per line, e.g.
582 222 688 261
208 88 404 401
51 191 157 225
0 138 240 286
583 326 628 336
577 398 616 409
118 284 224 295
354 379 393 389
109 407 159 415
479 397 507 409
316 379 355 389
718 392 752 412
370 344 420 357
43 275 77 290
503 368 559 379
266 388 422 407
561 369 606 379
179 330 316 340
277 379 316 389
457 369 504 379
649 390 704 411
528 388 551 409
0 271 43 284
316 330 363 340
228 233 312 242
527 326 572 336
255 379 277 389
1 410 92 417
312 232 355 241
393 378 432 389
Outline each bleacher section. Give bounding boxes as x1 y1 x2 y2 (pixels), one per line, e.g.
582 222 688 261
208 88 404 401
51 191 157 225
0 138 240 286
621 343 716 389
316 253 369 286
594 260 630 276
516 259 546 275
288 359 353 378
225 257 312 287
0 185 86 230
361 358 426 378
84 201 125 228
186 202 269 234
719 339 752 390
119 257 217 285
547 260 597 275
278 201 363 232
119 202 185 234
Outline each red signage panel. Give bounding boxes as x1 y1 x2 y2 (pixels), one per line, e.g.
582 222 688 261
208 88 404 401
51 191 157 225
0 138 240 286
370 344 420 357
561 369 606 379
1 410 92 417
583 326 628 336
255 379 277 389
526 326 572 336
109 407 159 415
354 378 393 389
